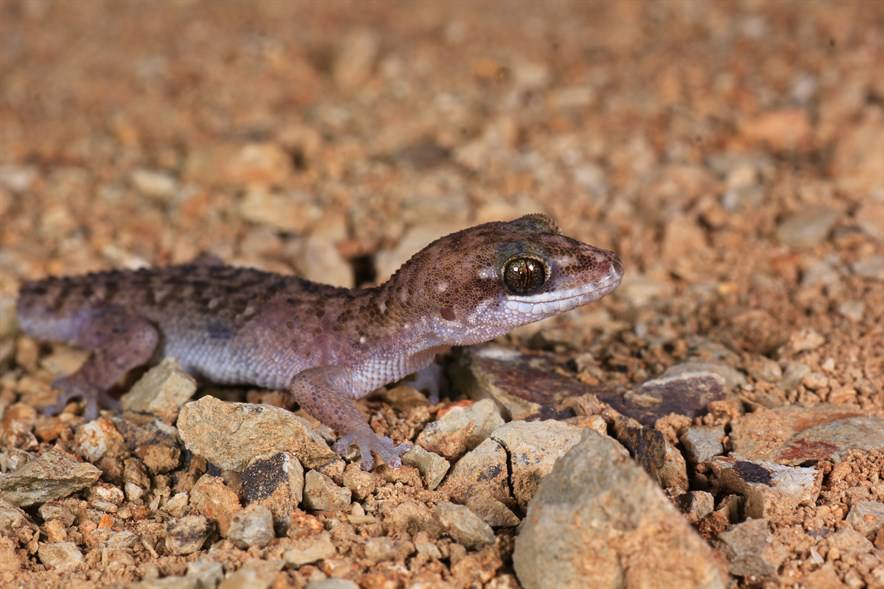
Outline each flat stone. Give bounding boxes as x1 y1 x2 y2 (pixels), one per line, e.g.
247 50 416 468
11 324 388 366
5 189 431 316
165 515 210 555
306 580 359 589
402 445 450 490
229 143 293 187
177 396 335 471
38 541 83 571
614 421 687 493
826 527 874 554
131 168 179 201
283 531 336 567
681 426 725 464
597 370 727 427
218 559 283 589
709 458 821 518
190 475 241 536
333 29 379 90
441 437 511 506
449 345 590 420
776 206 840 248
846 501 884 538
0 499 36 542
303 470 352 511
490 420 584 508
0 449 101 507
363 536 412 562
856 200 884 241
240 452 304 529
729 405 884 465
434 501 495 549
121 358 197 422
416 398 504 460
717 519 786 578
514 431 725 589
853 255 884 280
227 504 275 549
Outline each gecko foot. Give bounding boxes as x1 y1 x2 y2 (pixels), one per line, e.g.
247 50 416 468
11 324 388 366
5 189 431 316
407 362 446 405
46 374 119 421
333 431 411 471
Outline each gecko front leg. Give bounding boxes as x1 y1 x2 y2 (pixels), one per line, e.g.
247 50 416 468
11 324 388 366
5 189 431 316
290 367 410 470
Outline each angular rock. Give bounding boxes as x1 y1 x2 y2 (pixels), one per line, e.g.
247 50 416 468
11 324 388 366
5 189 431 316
177 396 335 470
416 399 504 460
230 143 293 187
129 576 200 589
856 200 884 241
341 463 377 500
729 405 884 465
709 458 821 518
227 504 275 549
190 474 241 536
614 421 687 493
776 206 839 248
114 416 181 474
465 495 520 528
490 420 584 508
73 417 126 463
826 527 874 555
717 519 786 578
434 501 495 549
383 500 444 537
681 425 725 464
240 452 304 529
333 29 380 90
846 501 884 538
38 541 83 571
305 580 359 589
449 345 589 420
0 449 101 507
853 255 884 280
363 536 412 562
165 515 210 555
121 358 197 422
283 531 336 567
441 437 511 506
402 445 450 490
514 431 725 589
187 559 225 589
0 296 16 339
303 470 351 511
677 491 715 525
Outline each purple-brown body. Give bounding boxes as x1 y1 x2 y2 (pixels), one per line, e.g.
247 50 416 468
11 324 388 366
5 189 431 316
16 215 623 469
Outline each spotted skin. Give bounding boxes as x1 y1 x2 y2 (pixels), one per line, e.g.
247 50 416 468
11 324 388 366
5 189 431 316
16 215 623 469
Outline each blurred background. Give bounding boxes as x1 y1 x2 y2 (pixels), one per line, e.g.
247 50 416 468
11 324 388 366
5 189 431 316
0 0 881 392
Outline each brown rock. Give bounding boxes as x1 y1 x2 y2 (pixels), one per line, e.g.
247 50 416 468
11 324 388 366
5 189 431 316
846 501 884 538
227 504 275 549
441 437 511 506
37 541 83 571
0 449 101 507
514 431 725 589
165 515 210 555
190 475 241 536
434 501 495 549
303 470 351 512
708 457 821 519
177 396 335 471
240 452 304 530
121 357 197 422
716 519 786 578
416 399 504 460
741 108 812 151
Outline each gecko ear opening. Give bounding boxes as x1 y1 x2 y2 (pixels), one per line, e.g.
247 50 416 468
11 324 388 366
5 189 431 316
510 213 559 234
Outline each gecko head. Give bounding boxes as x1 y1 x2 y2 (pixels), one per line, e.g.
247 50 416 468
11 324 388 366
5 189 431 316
390 214 623 344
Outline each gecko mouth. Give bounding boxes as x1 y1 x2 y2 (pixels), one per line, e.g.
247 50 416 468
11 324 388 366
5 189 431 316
503 265 623 315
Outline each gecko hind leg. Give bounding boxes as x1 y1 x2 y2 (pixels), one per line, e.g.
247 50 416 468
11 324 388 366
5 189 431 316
45 306 160 420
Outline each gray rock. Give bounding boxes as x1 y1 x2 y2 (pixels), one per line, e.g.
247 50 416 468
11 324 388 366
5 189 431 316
465 495 520 528
187 559 225 589
776 206 839 248
0 449 101 507
680 426 725 464
514 431 725 589
303 470 352 511
614 422 687 493
131 168 179 201
402 445 450 490
227 504 275 549
363 536 412 562
37 541 83 571
122 358 197 422
0 499 36 542
677 491 715 524
709 458 820 519
129 576 200 589
165 515 209 555
826 527 874 554
846 501 884 538
856 200 884 241
717 519 785 577
441 437 510 506
853 255 884 280
177 396 335 470
241 452 304 530
434 501 495 549
729 405 884 465
490 420 584 508
283 531 336 567
218 559 283 589
416 398 504 460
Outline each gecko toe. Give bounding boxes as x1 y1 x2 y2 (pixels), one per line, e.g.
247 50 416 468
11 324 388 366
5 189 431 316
334 431 411 471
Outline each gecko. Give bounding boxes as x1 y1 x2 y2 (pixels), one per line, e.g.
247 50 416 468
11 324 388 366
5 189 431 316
15 214 623 470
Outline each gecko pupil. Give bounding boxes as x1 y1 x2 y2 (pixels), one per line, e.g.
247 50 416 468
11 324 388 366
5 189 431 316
503 257 546 294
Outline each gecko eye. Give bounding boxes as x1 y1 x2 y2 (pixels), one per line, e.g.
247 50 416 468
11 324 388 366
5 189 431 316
502 257 547 295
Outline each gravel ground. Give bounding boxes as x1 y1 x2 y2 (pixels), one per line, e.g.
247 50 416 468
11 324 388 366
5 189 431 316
0 1 882 588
